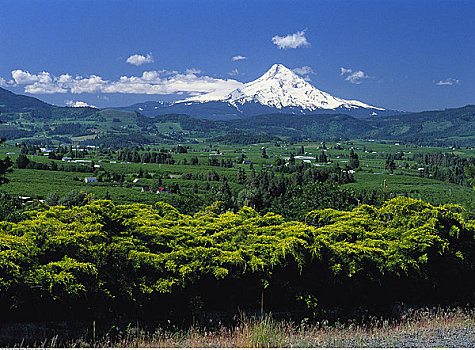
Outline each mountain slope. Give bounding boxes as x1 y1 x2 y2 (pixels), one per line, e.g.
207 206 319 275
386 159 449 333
115 64 402 119
221 105 475 146
0 87 98 119
366 105 475 145
0 87 54 116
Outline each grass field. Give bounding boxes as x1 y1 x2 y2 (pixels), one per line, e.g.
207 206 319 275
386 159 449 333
345 172 475 206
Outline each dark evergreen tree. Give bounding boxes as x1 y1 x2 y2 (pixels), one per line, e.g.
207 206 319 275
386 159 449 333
261 147 269 159
236 167 246 184
15 154 30 169
385 155 396 174
319 151 327 163
349 149 360 169
217 176 234 210
289 153 295 165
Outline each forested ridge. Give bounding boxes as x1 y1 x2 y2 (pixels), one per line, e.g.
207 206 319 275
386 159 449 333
0 197 473 323
2 84 475 147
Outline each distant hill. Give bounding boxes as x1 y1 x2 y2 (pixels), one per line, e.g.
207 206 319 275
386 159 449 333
0 87 54 116
222 106 475 146
1 86 475 147
224 113 372 140
0 87 97 119
366 105 475 145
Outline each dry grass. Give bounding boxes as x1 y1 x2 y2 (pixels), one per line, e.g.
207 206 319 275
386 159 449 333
27 307 475 348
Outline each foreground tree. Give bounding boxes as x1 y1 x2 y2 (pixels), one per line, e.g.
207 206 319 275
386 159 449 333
0 124 13 186
465 165 475 189
0 197 473 322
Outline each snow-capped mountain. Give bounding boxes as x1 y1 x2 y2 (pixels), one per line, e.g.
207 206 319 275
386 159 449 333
182 63 384 112
114 64 401 119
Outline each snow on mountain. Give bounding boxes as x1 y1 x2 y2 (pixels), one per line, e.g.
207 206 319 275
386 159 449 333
179 64 384 112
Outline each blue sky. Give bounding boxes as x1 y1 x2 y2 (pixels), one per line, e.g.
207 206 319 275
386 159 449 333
1 0 474 112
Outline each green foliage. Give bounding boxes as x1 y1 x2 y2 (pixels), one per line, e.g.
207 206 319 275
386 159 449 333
0 197 473 321
207 132 281 145
0 126 13 186
15 154 30 169
266 182 357 222
465 165 475 189
0 193 24 222
58 190 87 207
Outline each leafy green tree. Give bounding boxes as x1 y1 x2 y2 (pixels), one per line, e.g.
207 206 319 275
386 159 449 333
58 190 87 207
0 193 23 221
0 140 12 186
45 191 60 206
0 197 473 321
275 182 358 221
465 165 475 189
237 188 261 208
15 154 30 169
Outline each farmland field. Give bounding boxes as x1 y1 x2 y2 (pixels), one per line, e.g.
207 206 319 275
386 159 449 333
1 140 474 211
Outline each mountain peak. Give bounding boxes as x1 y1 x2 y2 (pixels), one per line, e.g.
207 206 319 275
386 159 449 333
179 63 385 113
266 63 294 75
257 64 302 84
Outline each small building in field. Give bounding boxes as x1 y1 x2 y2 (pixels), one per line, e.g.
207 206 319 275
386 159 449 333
133 178 141 184
84 177 98 183
156 187 169 194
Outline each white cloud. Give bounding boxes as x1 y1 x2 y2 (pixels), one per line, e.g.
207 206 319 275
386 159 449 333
126 53 154 66
185 68 201 74
272 30 310 49
229 69 240 76
10 69 243 97
436 78 459 86
340 67 370 84
24 83 68 94
340 67 353 76
293 66 314 75
232 55 247 61
0 77 9 87
10 69 66 93
12 70 53 85
65 100 97 108
292 66 314 81
345 71 369 84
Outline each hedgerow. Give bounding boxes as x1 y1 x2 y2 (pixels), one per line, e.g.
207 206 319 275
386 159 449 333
0 197 473 322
